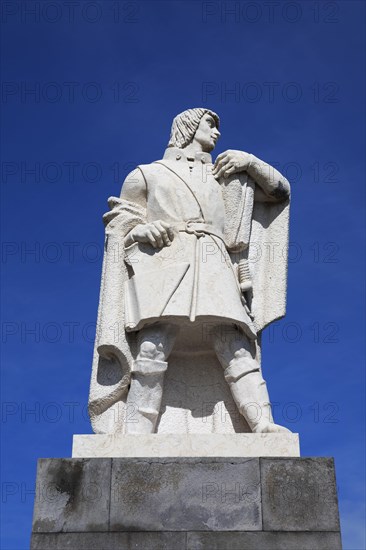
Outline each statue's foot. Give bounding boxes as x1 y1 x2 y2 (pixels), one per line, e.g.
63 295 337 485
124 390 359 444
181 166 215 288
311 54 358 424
253 421 291 434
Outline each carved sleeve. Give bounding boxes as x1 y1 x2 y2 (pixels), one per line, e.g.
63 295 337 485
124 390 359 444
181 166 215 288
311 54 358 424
120 167 148 209
247 155 290 202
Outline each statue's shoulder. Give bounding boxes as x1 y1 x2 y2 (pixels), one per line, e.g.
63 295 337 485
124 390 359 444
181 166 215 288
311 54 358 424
137 159 167 179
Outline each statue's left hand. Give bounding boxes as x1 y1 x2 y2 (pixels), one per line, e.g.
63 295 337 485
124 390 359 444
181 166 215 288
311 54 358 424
212 150 252 179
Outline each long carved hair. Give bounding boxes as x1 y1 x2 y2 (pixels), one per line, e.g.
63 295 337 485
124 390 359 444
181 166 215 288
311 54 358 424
168 108 220 149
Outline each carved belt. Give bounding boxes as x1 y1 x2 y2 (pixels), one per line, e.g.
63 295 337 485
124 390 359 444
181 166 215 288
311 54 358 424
172 220 225 242
173 221 252 294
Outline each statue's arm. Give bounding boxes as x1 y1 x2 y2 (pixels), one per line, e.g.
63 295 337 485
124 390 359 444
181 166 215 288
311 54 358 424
213 150 290 202
120 167 147 207
120 167 174 249
246 155 290 202
119 168 147 247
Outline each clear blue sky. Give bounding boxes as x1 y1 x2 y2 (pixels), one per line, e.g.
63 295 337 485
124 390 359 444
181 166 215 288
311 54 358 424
1 1 365 548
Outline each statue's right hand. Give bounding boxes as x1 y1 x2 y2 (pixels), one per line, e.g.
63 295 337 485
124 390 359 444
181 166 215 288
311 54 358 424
129 220 175 248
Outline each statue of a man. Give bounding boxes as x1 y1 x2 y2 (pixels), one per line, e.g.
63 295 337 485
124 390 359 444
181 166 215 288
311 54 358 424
88 108 291 435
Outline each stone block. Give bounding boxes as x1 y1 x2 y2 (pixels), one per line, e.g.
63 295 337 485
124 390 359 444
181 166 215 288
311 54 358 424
186 531 342 550
32 458 111 533
31 532 186 550
31 456 341 549
110 457 261 531
260 457 340 531
31 531 342 550
72 433 300 458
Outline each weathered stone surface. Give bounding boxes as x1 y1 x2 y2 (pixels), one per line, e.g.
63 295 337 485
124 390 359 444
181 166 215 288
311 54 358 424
261 457 340 531
72 433 300 458
110 457 261 531
31 457 341 548
31 532 186 550
186 531 342 550
31 531 342 550
32 458 111 533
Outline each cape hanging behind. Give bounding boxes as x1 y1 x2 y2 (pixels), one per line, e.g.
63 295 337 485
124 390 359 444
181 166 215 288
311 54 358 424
88 198 145 434
220 172 290 333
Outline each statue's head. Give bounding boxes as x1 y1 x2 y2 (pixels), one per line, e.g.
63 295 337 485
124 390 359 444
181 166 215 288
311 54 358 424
168 108 220 152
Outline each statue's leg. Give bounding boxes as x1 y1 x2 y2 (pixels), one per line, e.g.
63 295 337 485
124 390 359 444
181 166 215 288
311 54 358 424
125 323 178 434
213 326 290 433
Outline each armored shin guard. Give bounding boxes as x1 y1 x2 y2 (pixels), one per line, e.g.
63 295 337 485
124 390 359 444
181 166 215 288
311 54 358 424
224 363 274 432
125 358 168 434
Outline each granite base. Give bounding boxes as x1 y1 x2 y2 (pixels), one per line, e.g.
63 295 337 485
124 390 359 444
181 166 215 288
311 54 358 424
31 457 341 549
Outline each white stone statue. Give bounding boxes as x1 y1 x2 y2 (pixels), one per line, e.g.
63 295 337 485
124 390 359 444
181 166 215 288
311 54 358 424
88 108 291 436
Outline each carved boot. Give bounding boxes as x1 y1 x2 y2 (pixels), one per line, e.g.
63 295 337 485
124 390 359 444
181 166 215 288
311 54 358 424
125 358 168 434
224 364 290 433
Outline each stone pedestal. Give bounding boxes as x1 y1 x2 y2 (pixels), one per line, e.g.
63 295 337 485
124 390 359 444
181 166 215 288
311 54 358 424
31 457 342 550
72 433 300 458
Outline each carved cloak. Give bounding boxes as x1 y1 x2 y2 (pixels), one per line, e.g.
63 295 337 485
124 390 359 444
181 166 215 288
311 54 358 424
221 172 290 333
88 198 144 433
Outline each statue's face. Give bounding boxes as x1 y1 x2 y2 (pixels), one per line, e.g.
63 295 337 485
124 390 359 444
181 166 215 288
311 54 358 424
193 114 220 152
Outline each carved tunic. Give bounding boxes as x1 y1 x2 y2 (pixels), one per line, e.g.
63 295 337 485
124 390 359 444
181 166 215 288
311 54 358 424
124 147 256 339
